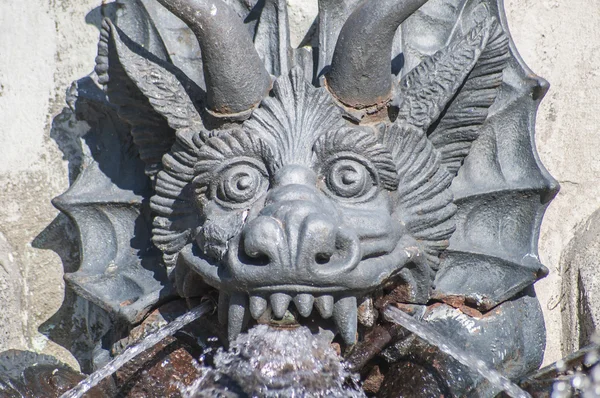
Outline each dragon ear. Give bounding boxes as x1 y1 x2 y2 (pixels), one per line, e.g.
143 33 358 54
382 122 456 272
96 18 204 177
397 14 510 176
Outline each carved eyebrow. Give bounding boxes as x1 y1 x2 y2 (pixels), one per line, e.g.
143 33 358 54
194 129 275 178
313 127 399 191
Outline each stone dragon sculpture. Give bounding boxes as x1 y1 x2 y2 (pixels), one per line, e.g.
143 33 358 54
48 0 557 394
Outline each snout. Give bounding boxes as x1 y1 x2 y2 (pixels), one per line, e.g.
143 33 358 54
241 203 361 274
228 183 362 288
181 165 422 342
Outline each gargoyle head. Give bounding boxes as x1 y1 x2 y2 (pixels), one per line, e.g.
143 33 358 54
99 0 507 342
192 85 412 297
151 66 456 342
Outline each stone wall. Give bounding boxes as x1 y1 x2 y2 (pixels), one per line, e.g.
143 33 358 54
504 0 600 364
0 0 103 369
0 0 598 367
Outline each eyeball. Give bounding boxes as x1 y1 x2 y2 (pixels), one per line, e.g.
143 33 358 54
324 155 378 201
213 159 268 209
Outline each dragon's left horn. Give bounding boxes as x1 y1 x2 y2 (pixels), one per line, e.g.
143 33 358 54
156 0 271 116
326 0 428 110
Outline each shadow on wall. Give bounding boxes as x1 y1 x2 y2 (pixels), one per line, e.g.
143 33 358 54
31 3 172 372
0 232 26 352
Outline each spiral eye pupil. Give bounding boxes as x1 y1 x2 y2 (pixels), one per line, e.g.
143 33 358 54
237 176 253 190
341 171 358 185
213 161 268 208
325 157 377 200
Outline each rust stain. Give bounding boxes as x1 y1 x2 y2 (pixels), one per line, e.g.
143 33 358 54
435 295 485 318
362 365 385 395
375 283 416 310
115 337 202 397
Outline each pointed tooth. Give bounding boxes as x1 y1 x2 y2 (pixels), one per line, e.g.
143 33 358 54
249 295 268 319
357 296 377 327
218 291 230 325
228 293 250 341
270 293 292 319
294 294 314 317
315 295 334 319
333 296 358 345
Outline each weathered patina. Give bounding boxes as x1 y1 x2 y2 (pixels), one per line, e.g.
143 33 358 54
0 0 558 396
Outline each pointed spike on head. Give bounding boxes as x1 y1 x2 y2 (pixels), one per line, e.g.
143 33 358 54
326 0 429 109
249 295 268 320
228 293 250 341
155 0 271 116
294 294 315 317
315 295 334 319
270 293 292 319
333 296 358 345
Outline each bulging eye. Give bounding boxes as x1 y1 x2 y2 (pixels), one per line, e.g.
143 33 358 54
213 159 268 209
323 155 378 201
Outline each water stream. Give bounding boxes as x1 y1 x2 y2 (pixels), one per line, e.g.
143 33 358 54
384 305 532 398
58 301 533 397
60 302 213 398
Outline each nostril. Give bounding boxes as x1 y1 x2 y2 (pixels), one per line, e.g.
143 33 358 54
239 217 284 266
247 253 270 266
315 253 332 265
240 238 271 266
307 228 362 276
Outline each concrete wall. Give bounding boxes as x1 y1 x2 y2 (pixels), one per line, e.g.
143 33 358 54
0 0 102 369
0 0 598 367
504 0 600 364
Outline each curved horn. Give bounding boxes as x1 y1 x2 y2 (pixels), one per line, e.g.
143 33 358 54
156 0 271 115
326 0 428 109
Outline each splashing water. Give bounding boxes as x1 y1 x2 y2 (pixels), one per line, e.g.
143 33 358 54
549 340 600 397
60 302 213 398
182 325 366 398
384 305 531 398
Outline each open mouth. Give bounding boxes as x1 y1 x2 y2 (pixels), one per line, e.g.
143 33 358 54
219 290 360 344
180 231 424 344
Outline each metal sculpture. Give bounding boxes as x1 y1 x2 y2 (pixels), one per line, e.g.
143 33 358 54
26 0 557 395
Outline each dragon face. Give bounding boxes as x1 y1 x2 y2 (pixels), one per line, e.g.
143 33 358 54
189 127 411 296
95 0 506 344
97 0 511 349
152 69 453 342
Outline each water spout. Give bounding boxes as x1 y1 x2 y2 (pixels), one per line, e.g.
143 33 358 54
60 302 213 398
384 305 532 398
